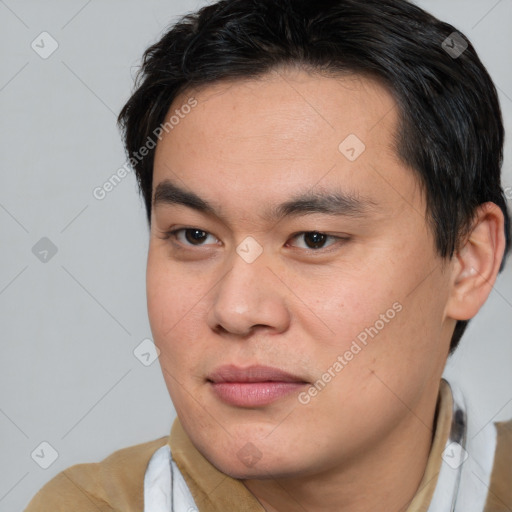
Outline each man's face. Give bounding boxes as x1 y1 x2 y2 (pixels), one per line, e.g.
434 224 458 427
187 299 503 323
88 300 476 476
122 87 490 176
147 70 454 478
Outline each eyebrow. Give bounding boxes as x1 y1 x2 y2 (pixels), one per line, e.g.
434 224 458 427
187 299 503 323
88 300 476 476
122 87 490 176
153 179 377 222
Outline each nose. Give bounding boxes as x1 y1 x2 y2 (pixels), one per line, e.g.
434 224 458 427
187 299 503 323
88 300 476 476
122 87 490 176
207 248 291 337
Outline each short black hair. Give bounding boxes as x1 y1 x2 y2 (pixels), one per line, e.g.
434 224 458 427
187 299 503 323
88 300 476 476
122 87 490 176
118 0 511 352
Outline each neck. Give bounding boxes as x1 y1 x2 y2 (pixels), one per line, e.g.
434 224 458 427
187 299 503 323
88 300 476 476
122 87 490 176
242 397 438 512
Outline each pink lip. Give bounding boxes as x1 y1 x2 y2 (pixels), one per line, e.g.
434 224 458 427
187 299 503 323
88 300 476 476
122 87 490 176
207 365 309 407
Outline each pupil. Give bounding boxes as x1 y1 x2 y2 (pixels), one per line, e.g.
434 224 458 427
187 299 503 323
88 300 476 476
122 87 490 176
305 232 326 248
186 229 207 244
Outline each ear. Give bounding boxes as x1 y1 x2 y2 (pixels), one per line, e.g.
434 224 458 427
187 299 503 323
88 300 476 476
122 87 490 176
445 202 506 321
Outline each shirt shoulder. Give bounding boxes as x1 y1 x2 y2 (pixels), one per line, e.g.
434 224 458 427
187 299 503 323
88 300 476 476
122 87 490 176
24 435 169 512
485 420 512 512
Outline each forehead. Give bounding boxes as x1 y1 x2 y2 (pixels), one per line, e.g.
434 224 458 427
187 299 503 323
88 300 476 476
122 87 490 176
152 69 421 221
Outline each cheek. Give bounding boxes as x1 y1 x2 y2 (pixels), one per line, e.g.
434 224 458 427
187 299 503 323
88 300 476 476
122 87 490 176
147 260 175 339
146 249 197 351
307 252 445 370
146 247 219 386
309 271 396 346
146 256 203 406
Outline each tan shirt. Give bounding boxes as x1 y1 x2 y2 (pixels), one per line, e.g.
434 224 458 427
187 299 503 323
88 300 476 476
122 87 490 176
25 381 512 511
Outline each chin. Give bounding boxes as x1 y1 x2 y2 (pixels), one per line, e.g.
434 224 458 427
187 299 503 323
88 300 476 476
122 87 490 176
181 411 312 478
203 444 307 481
214 460 289 481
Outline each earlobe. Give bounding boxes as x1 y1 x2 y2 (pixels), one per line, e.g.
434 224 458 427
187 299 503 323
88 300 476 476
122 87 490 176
445 202 506 321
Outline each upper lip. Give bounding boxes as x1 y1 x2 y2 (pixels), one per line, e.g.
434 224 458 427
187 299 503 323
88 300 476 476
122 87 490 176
207 365 308 383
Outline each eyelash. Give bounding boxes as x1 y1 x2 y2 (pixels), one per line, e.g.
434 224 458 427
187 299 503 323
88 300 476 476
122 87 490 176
159 227 348 252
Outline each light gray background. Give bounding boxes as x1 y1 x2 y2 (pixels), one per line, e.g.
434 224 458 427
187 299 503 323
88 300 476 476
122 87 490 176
0 0 511 510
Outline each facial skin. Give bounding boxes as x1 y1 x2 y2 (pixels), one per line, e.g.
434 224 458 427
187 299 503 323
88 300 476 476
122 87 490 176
147 69 505 512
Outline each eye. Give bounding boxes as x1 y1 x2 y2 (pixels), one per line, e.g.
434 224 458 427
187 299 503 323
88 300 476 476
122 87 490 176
287 231 342 250
160 228 346 252
164 227 220 247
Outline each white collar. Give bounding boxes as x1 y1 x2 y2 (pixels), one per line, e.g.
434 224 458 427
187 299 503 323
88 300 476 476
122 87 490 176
144 443 198 512
427 380 497 512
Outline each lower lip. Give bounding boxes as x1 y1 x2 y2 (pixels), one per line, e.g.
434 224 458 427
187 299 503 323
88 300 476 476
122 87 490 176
209 381 307 407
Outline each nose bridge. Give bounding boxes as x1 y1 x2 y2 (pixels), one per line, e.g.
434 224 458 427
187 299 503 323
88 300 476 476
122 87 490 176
207 241 289 335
